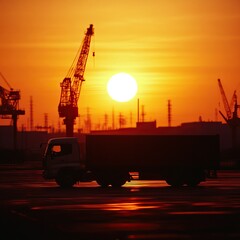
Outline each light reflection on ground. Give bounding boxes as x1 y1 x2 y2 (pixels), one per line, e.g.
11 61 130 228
169 211 231 215
31 201 162 211
125 180 168 188
104 202 158 211
1 170 240 239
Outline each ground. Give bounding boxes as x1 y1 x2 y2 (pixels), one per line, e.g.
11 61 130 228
0 164 240 239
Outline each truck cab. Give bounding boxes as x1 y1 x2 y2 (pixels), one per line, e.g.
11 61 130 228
43 137 86 187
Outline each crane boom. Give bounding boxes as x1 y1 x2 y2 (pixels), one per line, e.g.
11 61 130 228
58 24 94 137
217 78 232 119
230 90 237 112
0 72 12 90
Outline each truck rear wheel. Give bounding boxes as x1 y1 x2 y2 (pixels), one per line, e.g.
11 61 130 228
110 171 129 188
95 172 110 187
96 177 126 188
185 178 201 187
96 178 110 188
185 169 204 187
95 171 129 188
165 177 184 187
165 169 184 187
110 178 127 188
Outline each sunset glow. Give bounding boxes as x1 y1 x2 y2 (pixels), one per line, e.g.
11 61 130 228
1 0 240 130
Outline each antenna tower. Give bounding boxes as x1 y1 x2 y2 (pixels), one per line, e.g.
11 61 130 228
168 99 172 127
30 96 33 131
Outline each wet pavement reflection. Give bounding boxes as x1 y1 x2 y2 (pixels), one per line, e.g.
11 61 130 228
0 170 240 239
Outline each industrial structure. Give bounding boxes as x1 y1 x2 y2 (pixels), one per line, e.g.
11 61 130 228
168 99 172 127
0 72 25 149
58 24 94 136
218 78 240 148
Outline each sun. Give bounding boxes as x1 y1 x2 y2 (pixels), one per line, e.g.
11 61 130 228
107 73 138 102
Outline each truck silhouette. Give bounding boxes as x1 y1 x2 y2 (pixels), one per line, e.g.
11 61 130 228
43 135 220 188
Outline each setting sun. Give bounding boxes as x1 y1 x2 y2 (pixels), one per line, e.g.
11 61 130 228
107 73 138 102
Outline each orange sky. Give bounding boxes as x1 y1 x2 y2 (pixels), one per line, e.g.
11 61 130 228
1 0 240 131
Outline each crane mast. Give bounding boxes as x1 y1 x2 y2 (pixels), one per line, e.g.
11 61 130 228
58 24 94 136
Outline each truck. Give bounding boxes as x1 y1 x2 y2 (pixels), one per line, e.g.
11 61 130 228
42 134 220 188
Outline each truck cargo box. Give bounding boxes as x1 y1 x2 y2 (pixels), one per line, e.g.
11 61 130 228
86 135 220 171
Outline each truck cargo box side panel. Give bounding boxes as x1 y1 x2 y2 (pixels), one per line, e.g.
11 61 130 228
86 135 220 171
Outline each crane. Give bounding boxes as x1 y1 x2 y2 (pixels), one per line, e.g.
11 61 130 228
218 79 239 123
218 78 240 148
58 24 94 136
217 78 232 121
0 72 25 149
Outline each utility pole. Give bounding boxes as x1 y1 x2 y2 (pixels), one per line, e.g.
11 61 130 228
112 107 115 130
141 105 145 122
168 99 172 127
30 96 33 131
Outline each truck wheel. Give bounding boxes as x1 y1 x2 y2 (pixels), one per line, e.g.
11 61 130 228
165 178 184 187
110 172 129 188
110 178 126 188
55 170 76 188
96 178 110 188
185 178 201 187
95 174 110 187
185 170 204 187
165 169 184 187
165 172 184 187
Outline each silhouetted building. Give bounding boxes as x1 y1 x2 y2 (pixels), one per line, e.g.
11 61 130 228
0 121 239 163
136 121 156 130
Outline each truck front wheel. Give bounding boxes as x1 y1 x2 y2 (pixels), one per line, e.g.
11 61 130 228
55 169 76 188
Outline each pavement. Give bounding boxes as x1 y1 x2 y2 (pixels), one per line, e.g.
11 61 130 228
1 167 240 239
